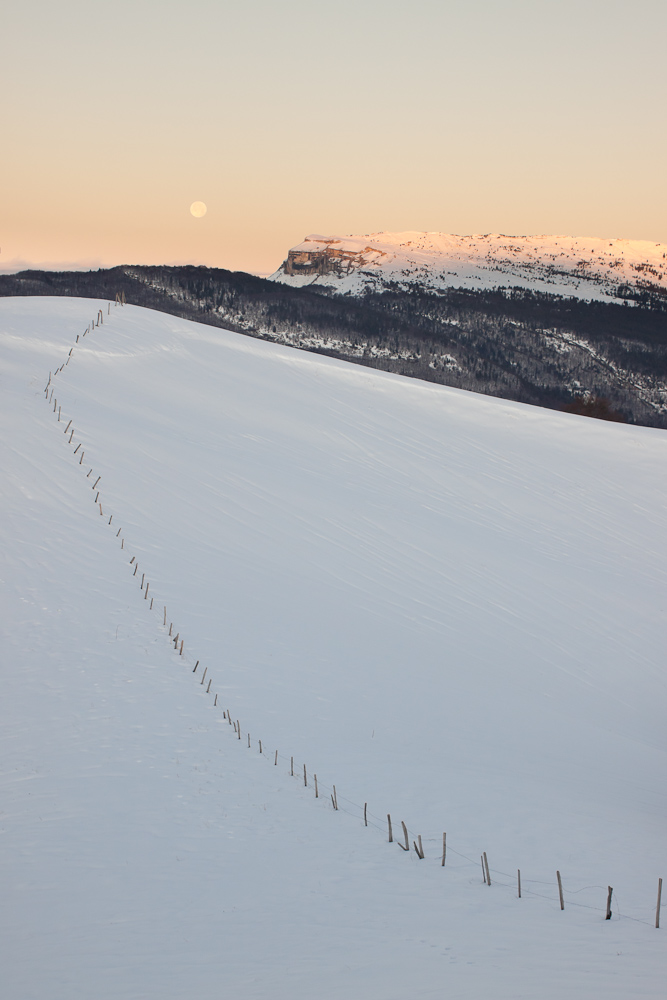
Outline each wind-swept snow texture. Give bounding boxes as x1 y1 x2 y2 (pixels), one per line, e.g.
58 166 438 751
270 231 667 302
1 296 665 1000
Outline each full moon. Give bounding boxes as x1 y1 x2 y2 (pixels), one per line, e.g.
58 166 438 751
190 201 207 218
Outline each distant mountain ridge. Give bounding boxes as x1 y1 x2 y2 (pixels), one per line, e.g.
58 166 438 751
270 231 667 304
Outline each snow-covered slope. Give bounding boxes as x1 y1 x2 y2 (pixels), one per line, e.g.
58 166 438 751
270 231 667 301
1 297 665 999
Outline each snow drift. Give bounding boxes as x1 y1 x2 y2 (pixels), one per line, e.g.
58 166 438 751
1 296 665 1000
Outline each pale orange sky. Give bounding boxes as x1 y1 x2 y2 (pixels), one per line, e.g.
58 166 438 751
2 0 666 275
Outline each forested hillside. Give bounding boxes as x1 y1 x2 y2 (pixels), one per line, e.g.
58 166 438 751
2 265 665 426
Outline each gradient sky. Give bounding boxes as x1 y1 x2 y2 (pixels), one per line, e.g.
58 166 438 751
2 0 665 274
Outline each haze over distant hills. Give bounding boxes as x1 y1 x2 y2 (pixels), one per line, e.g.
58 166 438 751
269 231 667 303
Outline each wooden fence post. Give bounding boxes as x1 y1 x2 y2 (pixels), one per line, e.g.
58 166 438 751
387 814 393 843
481 856 486 883
518 869 521 898
290 756 294 776
557 871 564 910
274 750 278 765
332 785 338 810
442 832 446 867
484 852 491 886
364 803 368 827
303 764 307 787
399 821 409 851
657 878 663 929
314 774 318 798
606 886 613 920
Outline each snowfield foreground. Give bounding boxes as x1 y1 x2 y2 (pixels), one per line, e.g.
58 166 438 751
1 297 665 1000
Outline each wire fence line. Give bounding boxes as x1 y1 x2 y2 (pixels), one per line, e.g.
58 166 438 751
40 295 664 932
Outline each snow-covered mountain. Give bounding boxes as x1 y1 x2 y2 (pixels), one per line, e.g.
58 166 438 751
1 296 665 999
270 231 667 302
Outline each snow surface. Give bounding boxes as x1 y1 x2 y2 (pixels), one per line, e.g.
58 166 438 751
1 296 666 999
269 231 667 302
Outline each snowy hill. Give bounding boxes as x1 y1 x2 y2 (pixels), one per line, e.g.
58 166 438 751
1 296 665 999
270 231 667 302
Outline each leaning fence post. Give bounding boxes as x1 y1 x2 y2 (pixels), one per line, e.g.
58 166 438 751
657 878 663 929
399 822 409 851
314 774 318 798
332 785 338 810
387 814 393 843
556 871 564 910
484 852 491 886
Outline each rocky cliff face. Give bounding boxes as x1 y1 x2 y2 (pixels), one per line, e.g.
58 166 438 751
284 237 388 277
